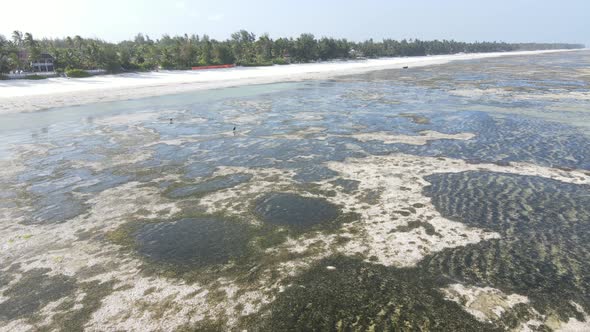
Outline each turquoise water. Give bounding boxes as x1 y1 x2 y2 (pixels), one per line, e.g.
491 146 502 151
1 51 589 331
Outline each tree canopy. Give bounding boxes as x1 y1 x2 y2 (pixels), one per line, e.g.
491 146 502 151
0 30 584 74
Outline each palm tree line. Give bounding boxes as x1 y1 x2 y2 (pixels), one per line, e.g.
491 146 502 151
0 30 584 74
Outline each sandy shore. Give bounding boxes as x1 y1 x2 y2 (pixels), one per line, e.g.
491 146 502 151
0 49 577 114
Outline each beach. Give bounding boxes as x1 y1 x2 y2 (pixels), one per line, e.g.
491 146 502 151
0 49 578 114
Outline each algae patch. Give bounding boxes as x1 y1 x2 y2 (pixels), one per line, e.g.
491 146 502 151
0 268 76 321
254 192 341 229
248 256 496 331
165 173 252 199
134 218 253 269
422 171 590 320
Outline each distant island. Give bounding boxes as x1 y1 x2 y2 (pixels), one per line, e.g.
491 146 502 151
0 29 585 78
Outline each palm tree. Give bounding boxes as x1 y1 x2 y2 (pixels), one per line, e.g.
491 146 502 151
0 36 10 73
74 35 83 51
84 41 99 68
24 33 37 48
256 34 272 61
11 31 23 46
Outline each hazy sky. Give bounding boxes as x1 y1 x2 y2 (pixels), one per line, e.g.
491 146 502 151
1 0 588 45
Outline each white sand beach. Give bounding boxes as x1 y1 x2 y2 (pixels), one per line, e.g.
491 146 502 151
0 49 577 114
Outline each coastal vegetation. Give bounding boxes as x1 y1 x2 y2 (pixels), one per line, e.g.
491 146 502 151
64 68 91 78
22 74 48 80
0 30 584 73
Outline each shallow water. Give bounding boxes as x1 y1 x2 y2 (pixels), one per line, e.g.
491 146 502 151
422 171 590 320
254 193 341 228
134 218 253 269
1 51 590 331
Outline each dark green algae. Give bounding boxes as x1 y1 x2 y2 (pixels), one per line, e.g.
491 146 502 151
236 171 590 331
0 268 115 332
134 217 254 270
8 168 589 331
241 256 500 332
103 170 590 331
164 173 253 199
422 171 590 322
253 192 341 229
0 269 76 321
106 191 356 283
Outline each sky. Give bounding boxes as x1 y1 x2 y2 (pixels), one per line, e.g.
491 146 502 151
1 0 588 46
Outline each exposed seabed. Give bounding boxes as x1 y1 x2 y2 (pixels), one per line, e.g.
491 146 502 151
1 51 590 331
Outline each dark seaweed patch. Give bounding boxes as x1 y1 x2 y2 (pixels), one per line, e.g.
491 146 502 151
254 193 340 229
391 112 590 170
165 173 252 199
328 178 360 193
0 268 76 321
75 173 130 194
40 280 115 332
422 171 590 319
26 193 87 224
20 168 91 224
392 220 440 237
246 256 498 331
293 165 339 183
134 218 253 269
360 188 382 204
0 273 13 289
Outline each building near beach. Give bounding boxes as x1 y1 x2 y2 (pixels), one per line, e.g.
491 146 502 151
16 51 55 72
30 53 55 72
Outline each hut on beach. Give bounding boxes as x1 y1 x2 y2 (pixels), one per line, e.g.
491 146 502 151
17 50 55 72
31 53 55 72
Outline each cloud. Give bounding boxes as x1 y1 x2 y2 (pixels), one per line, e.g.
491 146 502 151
207 14 224 21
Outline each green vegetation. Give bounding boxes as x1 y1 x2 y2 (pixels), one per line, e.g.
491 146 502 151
40 280 115 332
163 174 253 199
0 268 76 321
65 68 91 78
422 171 590 321
392 219 440 236
244 256 499 331
23 74 47 80
0 29 584 74
253 193 341 229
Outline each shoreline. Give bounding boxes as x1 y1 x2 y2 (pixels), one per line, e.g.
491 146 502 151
0 49 582 114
